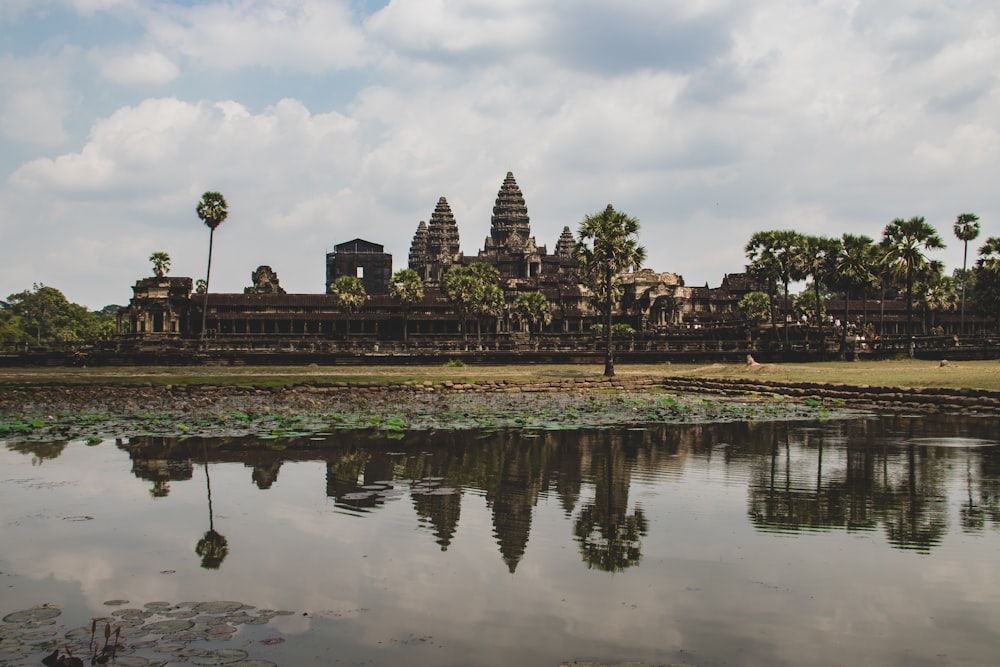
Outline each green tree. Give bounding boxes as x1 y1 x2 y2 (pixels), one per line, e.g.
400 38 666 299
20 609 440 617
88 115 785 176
512 291 552 342
329 275 367 339
149 251 171 277
196 191 229 343
971 237 1000 330
443 263 502 347
832 233 878 358
880 216 945 336
738 291 771 326
745 230 806 348
800 235 841 325
574 204 646 377
389 268 424 343
6 284 80 346
953 213 980 333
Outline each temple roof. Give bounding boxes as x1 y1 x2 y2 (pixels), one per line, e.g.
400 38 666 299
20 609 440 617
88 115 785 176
426 197 461 261
555 226 575 258
489 171 531 248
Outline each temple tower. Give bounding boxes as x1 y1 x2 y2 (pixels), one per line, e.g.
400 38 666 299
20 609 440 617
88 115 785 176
485 171 531 250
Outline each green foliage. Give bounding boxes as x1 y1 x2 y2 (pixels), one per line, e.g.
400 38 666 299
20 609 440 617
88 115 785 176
196 191 228 230
443 263 502 343
446 358 465 367
389 268 424 306
149 251 171 277
512 291 551 333
793 290 824 321
2 283 116 349
738 291 771 325
574 204 646 376
328 275 367 313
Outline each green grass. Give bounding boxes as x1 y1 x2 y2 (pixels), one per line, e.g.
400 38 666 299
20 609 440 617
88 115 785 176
0 358 998 390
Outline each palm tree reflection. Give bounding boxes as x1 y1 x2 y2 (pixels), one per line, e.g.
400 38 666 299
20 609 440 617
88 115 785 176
197 443 229 569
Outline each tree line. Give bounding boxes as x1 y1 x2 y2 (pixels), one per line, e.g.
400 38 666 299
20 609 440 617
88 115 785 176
742 213 999 338
0 284 119 351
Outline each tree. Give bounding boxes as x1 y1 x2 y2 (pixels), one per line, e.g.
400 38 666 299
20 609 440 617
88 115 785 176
971 237 1000 330
512 291 552 343
833 233 878 358
880 216 945 337
443 263 502 347
4 284 109 346
149 251 171 278
799 235 840 325
196 191 229 343
953 213 981 334
328 275 367 339
745 230 805 348
574 205 646 377
738 291 771 326
389 268 424 343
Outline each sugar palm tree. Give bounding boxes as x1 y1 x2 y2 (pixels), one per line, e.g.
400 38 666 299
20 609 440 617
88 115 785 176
745 230 805 348
329 275 367 340
953 213 980 334
196 191 228 343
512 291 552 345
834 233 877 357
389 268 424 343
149 251 171 277
574 205 646 377
881 216 945 336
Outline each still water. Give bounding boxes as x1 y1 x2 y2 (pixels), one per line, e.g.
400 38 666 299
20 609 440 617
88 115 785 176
2 414 1000 666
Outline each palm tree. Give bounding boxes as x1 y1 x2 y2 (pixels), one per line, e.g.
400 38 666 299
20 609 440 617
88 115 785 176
149 251 171 278
972 237 1000 330
574 205 646 377
389 268 424 344
745 230 805 348
328 275 366 339
196 191 228 344
512 291 552 345
443 263 502 348
953 213 980 334
881 216 946 337
834 234 877 357
800 235 840 326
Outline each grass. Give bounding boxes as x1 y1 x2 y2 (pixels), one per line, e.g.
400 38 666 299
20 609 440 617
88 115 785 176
0 358 998 390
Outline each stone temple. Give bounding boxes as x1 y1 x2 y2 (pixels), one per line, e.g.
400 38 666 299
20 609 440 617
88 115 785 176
123 171 776 352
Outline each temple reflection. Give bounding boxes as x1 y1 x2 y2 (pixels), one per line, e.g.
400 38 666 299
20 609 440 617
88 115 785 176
10 413 995 569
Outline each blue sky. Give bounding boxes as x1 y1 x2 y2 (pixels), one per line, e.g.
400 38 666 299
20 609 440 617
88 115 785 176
1 0 998 309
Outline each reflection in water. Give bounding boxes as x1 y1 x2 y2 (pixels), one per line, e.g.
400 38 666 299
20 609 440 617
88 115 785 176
196 442 229 569
8 440 68 465
96 413 1000 565
4 413 1000 667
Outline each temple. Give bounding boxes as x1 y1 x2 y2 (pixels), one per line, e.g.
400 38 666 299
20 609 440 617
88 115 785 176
120 171 941 358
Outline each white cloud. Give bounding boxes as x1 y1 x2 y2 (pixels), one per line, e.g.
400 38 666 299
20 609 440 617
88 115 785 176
146 0 368 72
0 54 72 146
99 49 180 86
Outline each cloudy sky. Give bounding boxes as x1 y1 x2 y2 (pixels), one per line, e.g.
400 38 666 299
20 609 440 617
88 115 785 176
1 0 998 310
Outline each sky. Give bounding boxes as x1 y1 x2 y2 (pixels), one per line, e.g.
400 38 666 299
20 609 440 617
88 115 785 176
1 0 998 310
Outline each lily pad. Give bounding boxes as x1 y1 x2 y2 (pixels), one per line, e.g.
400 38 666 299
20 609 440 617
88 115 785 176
193 602 249 615
3 606 61 623
190 648 249 665
143 619 195 634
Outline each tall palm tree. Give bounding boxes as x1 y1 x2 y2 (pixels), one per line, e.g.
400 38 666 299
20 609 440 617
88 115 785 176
329 275 367 339
953 213 980 334
196 191 228 344
574 205 646 377
834 233 877 357
800 235 840 326
745 230 804 348
881 216 946 337
389 268 424 344
149 251 171 277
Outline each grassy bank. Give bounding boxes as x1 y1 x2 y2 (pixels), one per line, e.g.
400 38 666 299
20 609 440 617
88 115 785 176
0 358 998 390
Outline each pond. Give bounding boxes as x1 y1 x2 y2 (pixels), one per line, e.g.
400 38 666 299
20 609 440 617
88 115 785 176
2 413 1000 667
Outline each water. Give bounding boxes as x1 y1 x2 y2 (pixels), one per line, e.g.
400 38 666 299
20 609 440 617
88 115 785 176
2 414 1000 666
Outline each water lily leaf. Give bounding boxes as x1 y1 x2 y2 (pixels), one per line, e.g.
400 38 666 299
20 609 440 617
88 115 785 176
190 648 248 664
3 606 61 623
